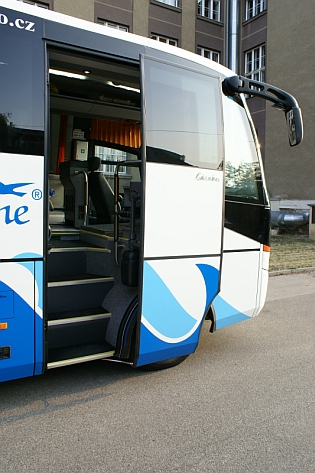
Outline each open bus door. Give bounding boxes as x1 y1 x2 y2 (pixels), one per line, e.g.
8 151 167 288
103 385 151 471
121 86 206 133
135 55 225 366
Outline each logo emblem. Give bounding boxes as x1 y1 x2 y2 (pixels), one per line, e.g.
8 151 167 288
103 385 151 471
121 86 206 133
0 181 36 225
0 181 32 197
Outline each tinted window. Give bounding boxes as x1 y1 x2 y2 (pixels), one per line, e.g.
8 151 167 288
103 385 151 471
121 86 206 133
223 96 264 204
0 11 44 155
143 58 223 170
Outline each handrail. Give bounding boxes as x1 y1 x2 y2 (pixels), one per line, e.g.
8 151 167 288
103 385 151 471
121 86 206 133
74 170 88 226
114 160 141 265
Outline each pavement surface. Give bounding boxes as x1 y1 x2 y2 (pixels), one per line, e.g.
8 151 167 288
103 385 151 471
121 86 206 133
1 272 315 472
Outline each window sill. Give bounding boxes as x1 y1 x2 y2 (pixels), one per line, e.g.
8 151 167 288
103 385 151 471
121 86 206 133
150 1 181 13
196 15 223 27
242 10 267 25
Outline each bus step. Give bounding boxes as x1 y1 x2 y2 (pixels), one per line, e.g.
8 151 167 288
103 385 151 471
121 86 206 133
50 226 81 241
47 310 111 349
47 342 115 369
47 306 111 322
48 247 111 279
47 275 114 313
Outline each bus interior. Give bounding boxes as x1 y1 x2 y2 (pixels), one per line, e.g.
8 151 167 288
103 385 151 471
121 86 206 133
47 50 143 368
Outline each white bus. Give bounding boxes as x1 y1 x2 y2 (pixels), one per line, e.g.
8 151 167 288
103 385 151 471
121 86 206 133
0 0 303 382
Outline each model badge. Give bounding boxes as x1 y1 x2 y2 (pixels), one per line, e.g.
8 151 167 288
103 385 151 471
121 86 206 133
195 172 220 182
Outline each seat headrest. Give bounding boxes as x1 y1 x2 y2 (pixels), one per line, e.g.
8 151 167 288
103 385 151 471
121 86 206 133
89 156 101 172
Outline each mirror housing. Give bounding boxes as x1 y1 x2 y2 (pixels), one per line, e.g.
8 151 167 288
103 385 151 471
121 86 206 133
286 107 303 147
222 75 303 146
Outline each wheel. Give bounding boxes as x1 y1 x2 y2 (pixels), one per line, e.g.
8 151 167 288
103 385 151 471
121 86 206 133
141 355 189 371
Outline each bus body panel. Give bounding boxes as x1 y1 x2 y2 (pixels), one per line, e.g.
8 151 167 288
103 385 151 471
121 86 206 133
213 232 268 330
143 164 223 259
212 76 271 331
255 250 269 316
213 243 269 330
0 261 43 382
0 153 44 382
213 230 260 329
138 257 221 366
136 56 224 365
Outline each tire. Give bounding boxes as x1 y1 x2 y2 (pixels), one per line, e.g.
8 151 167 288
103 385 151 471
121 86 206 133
141 355 189 371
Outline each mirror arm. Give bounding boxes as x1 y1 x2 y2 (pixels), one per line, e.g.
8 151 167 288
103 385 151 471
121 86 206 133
222 75 298 111
222 75 303 146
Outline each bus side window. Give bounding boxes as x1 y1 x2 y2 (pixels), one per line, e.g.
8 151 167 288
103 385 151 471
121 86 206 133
0 21 44 155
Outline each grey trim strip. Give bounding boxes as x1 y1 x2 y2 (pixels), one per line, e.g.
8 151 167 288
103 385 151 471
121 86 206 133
48 277 114 288
47 351 115 369
49 247 111 253
144 253 221 261
48 313 111 327
223 248 260 254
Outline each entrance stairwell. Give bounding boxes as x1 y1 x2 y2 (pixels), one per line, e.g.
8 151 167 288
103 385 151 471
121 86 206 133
46 245 115 369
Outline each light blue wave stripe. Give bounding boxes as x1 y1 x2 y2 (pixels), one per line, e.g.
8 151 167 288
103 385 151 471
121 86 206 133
213 295 250 329
14 253 42 260
142 262 197 339
13 253 43 311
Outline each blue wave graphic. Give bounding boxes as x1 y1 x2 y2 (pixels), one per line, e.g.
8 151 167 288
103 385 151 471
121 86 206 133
0 279 44 382
196 264 219 308
142 262 197 339
213 295 250 329
14 252 42 260
139 261 220 365
137 323 200 366
14 253 43 310
0 281 10 292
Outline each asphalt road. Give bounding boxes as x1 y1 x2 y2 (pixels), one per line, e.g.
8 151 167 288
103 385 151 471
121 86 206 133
1 273 315 473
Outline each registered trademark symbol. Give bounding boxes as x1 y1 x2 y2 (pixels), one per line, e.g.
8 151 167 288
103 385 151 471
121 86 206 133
32 189 42 200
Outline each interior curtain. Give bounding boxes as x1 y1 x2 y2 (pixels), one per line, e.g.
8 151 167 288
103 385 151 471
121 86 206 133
55 115 67 174
90 119 141 148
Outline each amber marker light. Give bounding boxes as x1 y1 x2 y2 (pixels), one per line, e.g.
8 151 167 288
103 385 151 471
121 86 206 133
263 245 271 252
0 323 8 330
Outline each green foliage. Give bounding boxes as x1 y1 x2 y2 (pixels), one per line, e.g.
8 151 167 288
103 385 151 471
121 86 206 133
225 160 261 198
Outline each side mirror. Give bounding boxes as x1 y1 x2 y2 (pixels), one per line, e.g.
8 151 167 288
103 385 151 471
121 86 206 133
222 76 304 147
286 107 303 147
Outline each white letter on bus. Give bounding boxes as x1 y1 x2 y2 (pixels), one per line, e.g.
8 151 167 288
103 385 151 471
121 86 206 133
0 14 9 25
25 21 35 32
15 19 25 29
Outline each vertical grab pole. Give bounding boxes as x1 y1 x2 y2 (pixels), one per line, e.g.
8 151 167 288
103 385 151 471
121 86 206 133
114 163 120 266
114 160 141 265
74 171 88 226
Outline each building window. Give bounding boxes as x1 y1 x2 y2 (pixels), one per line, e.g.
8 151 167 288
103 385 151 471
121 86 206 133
17 0 49 8
245 0 266 20
97 19 129 32
155 0 179 7
151 34 178 46
94 147 127 176
197 47 220 63
245 45 265 83
197 0 221 22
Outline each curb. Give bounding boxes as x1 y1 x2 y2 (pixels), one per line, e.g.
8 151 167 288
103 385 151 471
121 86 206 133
269 267 315 277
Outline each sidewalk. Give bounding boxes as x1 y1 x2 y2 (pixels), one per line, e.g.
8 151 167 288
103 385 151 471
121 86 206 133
270 234 315 276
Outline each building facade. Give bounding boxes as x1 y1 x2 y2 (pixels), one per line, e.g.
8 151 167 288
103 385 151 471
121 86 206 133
17 0 313 203
265 0 314 203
